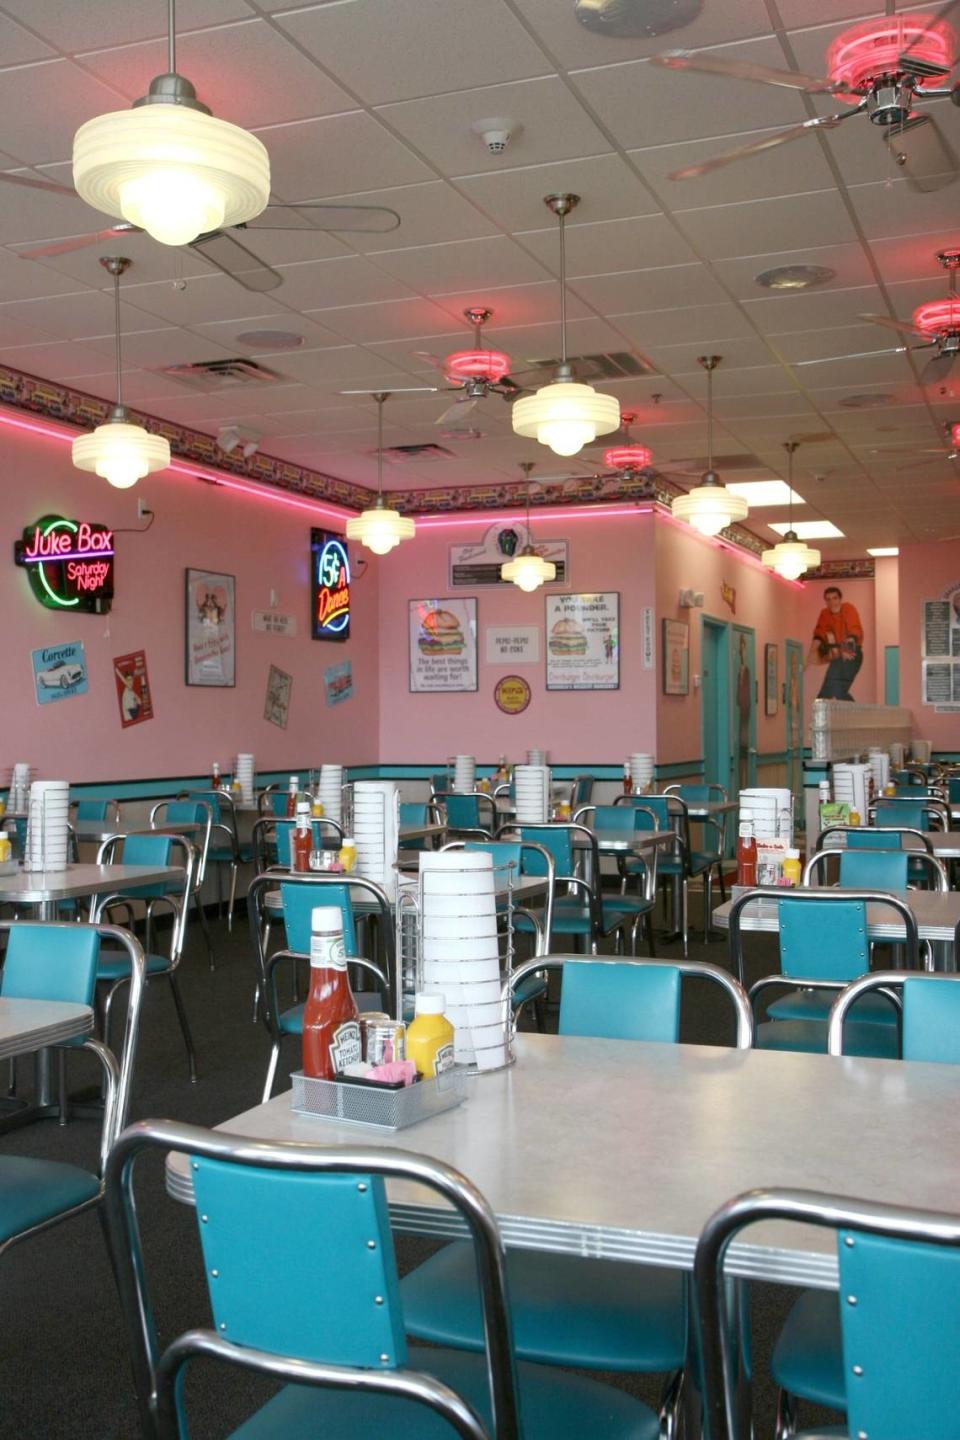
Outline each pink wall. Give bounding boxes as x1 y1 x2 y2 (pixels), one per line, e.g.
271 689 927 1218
899 539 960 749
794 575 877 709
2 416 380 780
654 518 808 765
873 556 900 699
375 511 658 763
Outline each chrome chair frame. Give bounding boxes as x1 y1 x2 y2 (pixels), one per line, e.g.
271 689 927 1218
496 821 625 955
180 787 245 929
803 845 948 892
694 1186 960 1440
572 804 661 954
826 969 960 1056
433 789 498 841
869 794 950 830
150 800 215 966
615 793 697 950
816 824 934 855
104 1118 522 1440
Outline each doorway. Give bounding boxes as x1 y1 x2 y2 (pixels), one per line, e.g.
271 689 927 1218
784 638 805 821
700 616 730 795
884 645 900 705
732 625 757 796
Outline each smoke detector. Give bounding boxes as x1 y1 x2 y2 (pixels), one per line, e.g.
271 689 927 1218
472 117 517 155
218 424 260 458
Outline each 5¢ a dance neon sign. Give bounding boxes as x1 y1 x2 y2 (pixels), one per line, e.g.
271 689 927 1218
15 515 115 613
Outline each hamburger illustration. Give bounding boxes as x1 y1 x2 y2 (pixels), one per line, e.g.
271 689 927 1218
549 617 588 657
419 608 465 656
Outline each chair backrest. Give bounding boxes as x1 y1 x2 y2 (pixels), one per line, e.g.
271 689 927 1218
1 923 100 1003
399 802 428 827
75 798 120 822
635 794 671 827
518 824 574 877
187 788 223 824
695 1187 960 1440
949 776 960 805
279 877 357 955
560 959 682 1042
779 895 869 982
849 828 906 849
431 771 451 795
838 847 909 891
829 973 960 1066
269 790 290 817
164 800 205 825
571 774 594 806
105 1120 519 1440
591 804 636 832
444 794 485 831
665 784 712 803
463 839 522 872
875 799 929 831
121 832 174 868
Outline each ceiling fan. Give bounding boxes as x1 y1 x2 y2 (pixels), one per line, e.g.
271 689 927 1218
528 412 700 497
894 420 960 469
413 309 528 426
860 248 960 386
650 5 960 191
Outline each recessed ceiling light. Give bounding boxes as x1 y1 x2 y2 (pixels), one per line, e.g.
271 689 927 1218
755 265 836 292
725 480 805 507
236 329 305 351
867 546 900 557
839 392 896 409
574 0 703 38
770 520 845 540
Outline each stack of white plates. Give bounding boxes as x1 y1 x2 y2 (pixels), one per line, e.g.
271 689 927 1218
353 780 399 901
911 739 932 763
739 788 793 842
833 764 870 820
419 850 506 1071
527 749 547 767
868 748 890 795
452 755 476 794
9 762 31 813
235 753 255 806
514 765 551 824
628 753 654 793
25 779 70 870
318 764 343 824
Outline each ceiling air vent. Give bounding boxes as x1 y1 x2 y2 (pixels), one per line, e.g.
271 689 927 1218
374 442 455 464
159 358 282 391
518 351 656 386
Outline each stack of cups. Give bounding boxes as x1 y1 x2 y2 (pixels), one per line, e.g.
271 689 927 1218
9 763 31 813
318 765 343 824
628 753 654 793
527 749 547 767
889 742 906 769
420 850 506 1071
352 781 399 900
833 764 870 820
911 739 932 763
452 755 476 794
514 764 551 823
25 780 70 871
235 754 256 805
739 788 792 842
868 748 890 794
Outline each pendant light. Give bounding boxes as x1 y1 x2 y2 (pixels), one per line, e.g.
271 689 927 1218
512 194 620 457
671 356 749 536
762 441 821 581
72 0 270 248
72 257 170 490
501 463 557 592
346 392 415 556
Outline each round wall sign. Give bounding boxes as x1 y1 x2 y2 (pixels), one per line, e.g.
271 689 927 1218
494 674 531 715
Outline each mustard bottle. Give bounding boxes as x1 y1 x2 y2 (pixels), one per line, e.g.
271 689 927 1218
782 849 802 888
0 830 10 864
406 994 455 1078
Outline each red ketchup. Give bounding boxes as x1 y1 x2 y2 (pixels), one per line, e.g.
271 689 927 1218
302 907 361 1080
736 822 757 887
291 802 312 873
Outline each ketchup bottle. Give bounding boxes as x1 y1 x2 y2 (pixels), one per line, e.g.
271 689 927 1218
623 761 633 795
211 761 221 790
302 907 361 1080
285 774 299 818
292 801 312 873
736 821 757 887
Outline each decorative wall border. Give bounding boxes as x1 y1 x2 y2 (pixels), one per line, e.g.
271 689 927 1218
805 558 876 581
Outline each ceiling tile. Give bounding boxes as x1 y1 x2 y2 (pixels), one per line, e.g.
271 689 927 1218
1 0 252 50
0 337 117 379
571 263 727 315
274 346 419 385
183 311 346 353
0 60 130 165
870 232 960 288
0 284 159 332
848 177 960 242
517 214 695 277
122 272 286 325
254 112 432 200
454 155 661 231
772 324 902 366
430 283 592 332
9 227 216 289
308 297 470 346
368 235 550 294
645 334 775 374
512 0 771 67
675 189 859 261
0 14 55 63
0 164 113 244
614 301 754 348
275 0 553 105
743 285 887 335
628 126 836 207
711 241 876 299
316 182 499 253
269 255 416 311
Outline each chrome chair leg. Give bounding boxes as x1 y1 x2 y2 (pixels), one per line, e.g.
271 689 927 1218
58 1049 68 1126
227 862 239 931
703 871 713 944
262 1041 281 1103
658 1367 684 1440
681 878 689 958
167 973 198 1083
646 911 657 958
194 895 215 971
774 1387 798 1440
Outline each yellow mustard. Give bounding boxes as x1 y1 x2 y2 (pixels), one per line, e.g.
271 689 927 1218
406 994 455 1078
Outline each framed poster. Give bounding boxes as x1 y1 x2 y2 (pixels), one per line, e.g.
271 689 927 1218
662 619 689 697
922 582 960 709
32 640 88 706
114 650 153 727
764 642 779 717
546 592 619 691
409 598 478 692
449 522 567 588
324 660 353 706
264 664 292 728
185 569 236 687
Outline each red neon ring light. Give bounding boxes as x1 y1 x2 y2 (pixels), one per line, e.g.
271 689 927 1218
912 298 960 336
604 445 653 472
444 349 511 384
827 16 956 95
952 423 960 449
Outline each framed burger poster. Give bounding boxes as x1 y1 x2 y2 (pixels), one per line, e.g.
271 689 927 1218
546 592 620 691
409 597 478 692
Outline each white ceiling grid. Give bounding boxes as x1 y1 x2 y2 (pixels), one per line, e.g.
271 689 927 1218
0 0 953 550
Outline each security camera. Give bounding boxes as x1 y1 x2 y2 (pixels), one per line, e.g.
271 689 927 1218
218 425 260 459
472 117 518 155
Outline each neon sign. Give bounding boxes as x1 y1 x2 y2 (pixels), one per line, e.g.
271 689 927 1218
15 515 115 613
310 529 350 641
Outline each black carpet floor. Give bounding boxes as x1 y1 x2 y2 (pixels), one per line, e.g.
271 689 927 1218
0 898 841 1438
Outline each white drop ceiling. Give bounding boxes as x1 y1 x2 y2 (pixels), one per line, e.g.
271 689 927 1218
0 0 957 554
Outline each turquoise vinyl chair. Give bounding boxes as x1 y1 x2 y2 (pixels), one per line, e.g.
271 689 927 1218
399 801 439 853
0 920 144 1258
768 971 960 1436
185 788 251 929
696 1184 960 1440
572 804 658 955
150 799 215 966
401 956 752 1438
104 1118 660 1440
513 823 639 953
72 798 121 823
615 793 719 952
437 791 496 839
247 871 391 1101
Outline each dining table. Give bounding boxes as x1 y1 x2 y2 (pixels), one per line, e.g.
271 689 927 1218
0 862 184 921
821 828 960 861
71 820 203 845
0 995 94 1132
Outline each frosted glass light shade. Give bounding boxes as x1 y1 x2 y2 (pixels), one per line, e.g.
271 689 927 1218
73 103 270 247
671 483 749 537
512 380 619 457
761 538 821 580
72 421 170 489
501 551 557 592
346 505 415 556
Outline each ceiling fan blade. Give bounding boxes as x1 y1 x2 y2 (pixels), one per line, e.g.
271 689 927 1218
16 226 141 259
649 49 842 93
412 349 452 378
858 312 927 339
668 115 843 180
188 231 282 292
921 348 958 386
435 397 478 426
794 346 906 366
0 170 77 197
887 113 960 193
896 451 959 472
900 0 960 74
254 202 401 234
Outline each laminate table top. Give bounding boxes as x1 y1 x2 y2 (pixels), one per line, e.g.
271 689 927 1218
165 1032 960 1292
71 821 201 843
713 888 960 944
0 862 183 905
0 997 92 1061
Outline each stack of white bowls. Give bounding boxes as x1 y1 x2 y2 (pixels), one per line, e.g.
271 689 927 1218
235 753 255 805
419 850 506 1071
8 763 31 813
868 748 890 794
318 764 343 824
628 753 654 793
514 764 551 823
833 764 870 820
452 755 476 794
352 780 399 900
739 788 792 842
25 780 70 871
527 749 547 767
